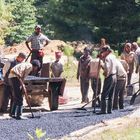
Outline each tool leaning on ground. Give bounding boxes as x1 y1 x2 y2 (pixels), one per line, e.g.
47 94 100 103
18 77 41 118
128 81 140 105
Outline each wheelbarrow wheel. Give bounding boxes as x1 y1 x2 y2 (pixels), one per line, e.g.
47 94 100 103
48 85 59 111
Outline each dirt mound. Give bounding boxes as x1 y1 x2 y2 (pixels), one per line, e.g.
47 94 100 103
3 40 67 56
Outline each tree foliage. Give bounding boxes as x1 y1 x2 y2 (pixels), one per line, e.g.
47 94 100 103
46 0 140 44
5 0 37 44
0 0 12 45
1 0 140 46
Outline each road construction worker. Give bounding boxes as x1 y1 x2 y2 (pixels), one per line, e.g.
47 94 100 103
50 52 63 78
77 47 92 103
131 42 140 88
97 45 117 115
25 25 50 68
100 38 108 48
113 59 127 110
121 43 135 85
9 59 40 120
0 53 26 113
48 52 66 110
89 54 103 108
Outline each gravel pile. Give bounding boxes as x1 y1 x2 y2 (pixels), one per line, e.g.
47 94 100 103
0 102 139 140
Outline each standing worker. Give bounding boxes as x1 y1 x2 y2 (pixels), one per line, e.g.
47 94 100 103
50 52 63 78
89 54 102 107
0 53 26 113
25 25 50 68
77 47 92 103
97 45 117 115
131 42 140 88
121 43 135 85
48 52 66 110
9 60 40 120
113 59 127 110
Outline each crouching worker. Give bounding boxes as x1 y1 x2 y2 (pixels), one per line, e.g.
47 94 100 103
9 59 40 120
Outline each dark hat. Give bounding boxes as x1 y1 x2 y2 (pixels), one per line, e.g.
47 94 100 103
31 59 41 68
18 52 26 59
84 47 91 53
35 25 41 29
100 45 111 53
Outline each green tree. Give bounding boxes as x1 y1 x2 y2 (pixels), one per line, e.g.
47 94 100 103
34 0 52 37
6 0 37 44
46 0 140 44
0 0 12 45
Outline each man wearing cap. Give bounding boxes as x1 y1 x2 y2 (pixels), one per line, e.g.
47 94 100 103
25 25 50 68
0 52 26 113
9 59 40 119
97 45 117 114
77 47 92 103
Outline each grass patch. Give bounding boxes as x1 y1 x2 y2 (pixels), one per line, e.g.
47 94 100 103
100 127 140 140
91 118 140 140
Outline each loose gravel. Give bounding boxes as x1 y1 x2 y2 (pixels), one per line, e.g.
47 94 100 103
0 102 139 140
0 72 140 140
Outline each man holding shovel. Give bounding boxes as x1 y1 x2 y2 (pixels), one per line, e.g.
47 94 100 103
97 45 117 115
9 60 40 120
25 25 50 68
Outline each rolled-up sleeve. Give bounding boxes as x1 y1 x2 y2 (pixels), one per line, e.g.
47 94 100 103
2 61 11 77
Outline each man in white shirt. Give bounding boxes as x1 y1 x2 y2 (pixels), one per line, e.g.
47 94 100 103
9 59 40 120
97 45 117 115
113 59 127 110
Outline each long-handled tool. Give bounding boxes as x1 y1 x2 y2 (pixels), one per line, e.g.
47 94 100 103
130 89 140 105
25 51 32 62
77 94 101 111
93 59 101 113
19 78 40 118
128 81 140 105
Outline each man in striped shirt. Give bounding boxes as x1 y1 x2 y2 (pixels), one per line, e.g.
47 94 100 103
25 25 50 68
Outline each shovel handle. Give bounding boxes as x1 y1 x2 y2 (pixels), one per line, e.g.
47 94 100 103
18 78 34 118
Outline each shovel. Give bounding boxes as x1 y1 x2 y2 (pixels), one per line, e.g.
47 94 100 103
25 51 32 62
19 78 41 119
76 94 101 111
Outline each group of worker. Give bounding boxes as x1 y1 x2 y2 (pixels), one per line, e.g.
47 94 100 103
0 24 65 119
77 38 140 115
0 24 139 119
0 25 48 119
